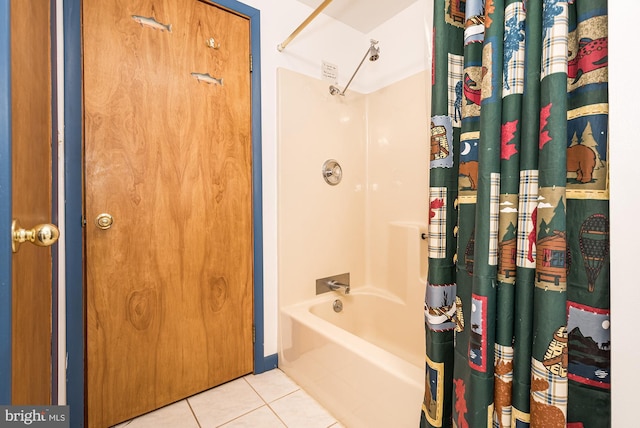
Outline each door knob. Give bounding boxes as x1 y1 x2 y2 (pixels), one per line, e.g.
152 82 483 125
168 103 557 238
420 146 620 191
95 213 113 230
11 219 60 253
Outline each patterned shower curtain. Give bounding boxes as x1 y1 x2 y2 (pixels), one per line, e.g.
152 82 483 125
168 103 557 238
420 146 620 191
422 0 610 427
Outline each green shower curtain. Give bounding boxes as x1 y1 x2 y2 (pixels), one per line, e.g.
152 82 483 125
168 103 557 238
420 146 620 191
422 0 610 427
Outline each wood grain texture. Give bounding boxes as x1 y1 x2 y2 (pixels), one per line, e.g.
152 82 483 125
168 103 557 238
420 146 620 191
83 1 252 426
10 0 53 405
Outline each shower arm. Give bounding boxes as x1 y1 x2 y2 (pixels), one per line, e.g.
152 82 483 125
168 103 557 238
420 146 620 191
337 47 370 96
277 0 334 52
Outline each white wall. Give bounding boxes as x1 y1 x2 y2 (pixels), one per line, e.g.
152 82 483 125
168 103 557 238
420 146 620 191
609 4 639 427
238 0 430 356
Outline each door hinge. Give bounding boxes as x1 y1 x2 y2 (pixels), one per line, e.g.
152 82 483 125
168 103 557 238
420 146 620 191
252 324 256 343
250 54 253 73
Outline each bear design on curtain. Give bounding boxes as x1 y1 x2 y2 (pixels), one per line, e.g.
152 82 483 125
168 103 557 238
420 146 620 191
422 0 610 427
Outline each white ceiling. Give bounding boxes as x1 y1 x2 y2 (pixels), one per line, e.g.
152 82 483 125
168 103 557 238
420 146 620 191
296 0 419 33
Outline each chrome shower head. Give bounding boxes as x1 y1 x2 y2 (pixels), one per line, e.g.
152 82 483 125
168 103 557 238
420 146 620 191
368 40 380 61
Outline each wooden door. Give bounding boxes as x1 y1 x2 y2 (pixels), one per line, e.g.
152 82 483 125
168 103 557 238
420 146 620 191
83 0 253 426
10 0 53 405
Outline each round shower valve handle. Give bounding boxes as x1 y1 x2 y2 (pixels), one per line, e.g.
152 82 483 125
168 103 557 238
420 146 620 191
322 159 342 185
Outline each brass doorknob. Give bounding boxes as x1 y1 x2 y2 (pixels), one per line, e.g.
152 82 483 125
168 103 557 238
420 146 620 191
11 219 60 253
95 213 113 230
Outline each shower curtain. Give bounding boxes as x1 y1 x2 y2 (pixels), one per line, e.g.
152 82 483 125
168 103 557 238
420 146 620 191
422 0 609 427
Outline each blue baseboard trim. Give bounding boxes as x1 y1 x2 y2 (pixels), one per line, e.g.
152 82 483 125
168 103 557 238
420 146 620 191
254 354 278 374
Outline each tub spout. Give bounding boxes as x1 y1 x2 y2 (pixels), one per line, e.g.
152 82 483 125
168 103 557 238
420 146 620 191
327 280 350 294
316 273 350 295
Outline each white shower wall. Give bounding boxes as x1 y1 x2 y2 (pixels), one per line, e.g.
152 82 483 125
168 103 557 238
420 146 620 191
277 68 430 307
365 73 430 296
277 68 368 308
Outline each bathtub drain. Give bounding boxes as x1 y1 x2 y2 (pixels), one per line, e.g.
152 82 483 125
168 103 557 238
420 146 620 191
333 299 343 313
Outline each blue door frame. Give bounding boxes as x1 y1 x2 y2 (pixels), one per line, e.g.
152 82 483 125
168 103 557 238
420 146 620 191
0 0 13 405
1 0 273 424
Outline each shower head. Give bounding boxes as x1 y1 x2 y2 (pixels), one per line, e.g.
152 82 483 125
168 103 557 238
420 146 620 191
368 40 380 61
329 40 380 96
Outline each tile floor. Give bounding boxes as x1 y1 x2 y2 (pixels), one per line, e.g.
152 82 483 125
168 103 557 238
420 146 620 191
112 369 344 428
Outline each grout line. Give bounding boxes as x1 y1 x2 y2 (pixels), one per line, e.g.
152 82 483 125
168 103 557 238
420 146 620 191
267 405 289 428
274 388 342 428
242 374 302 427
242 374 301 404
242 376 270 405
263 390 340 428
216 405 275 428
264 397 292 428
185 399 203 428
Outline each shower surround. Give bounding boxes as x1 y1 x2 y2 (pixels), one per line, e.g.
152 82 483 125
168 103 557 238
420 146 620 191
277 68 430 427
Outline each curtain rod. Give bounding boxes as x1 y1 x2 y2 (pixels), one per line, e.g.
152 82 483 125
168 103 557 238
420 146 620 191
277 0 334 52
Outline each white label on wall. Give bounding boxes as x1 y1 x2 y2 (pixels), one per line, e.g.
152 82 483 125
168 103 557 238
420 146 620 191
322 61 338 82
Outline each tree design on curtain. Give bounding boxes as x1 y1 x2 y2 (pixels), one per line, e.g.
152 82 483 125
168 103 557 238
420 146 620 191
422 0 610 427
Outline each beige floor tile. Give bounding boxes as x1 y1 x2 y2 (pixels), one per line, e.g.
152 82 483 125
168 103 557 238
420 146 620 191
269 390 337 428
189 378 265 427
220 406 286 428
123 400 199 428
244 369 300 403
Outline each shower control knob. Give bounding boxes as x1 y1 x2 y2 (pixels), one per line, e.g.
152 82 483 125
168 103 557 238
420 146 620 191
322 159 342 185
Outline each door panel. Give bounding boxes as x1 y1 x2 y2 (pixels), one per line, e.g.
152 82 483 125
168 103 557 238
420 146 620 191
83 1 253 426
10 0 53 405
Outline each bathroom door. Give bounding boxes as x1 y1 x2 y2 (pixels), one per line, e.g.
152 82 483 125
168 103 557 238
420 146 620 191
10 0 54 405
83 1 253 426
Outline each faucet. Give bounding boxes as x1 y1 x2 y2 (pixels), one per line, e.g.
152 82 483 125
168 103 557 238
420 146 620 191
316 273 351 295
327 280 350 295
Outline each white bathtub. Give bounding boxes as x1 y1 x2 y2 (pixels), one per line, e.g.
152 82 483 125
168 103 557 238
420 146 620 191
279 222 427 428
278 222 428 428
